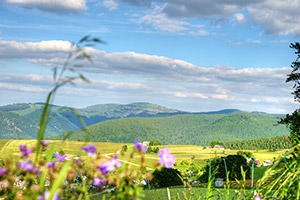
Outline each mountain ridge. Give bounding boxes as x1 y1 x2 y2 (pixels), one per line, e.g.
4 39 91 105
0 102 287 143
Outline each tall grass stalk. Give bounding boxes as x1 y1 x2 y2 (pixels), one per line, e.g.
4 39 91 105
33 36 103 199
205 159 213 200
256 144 300 199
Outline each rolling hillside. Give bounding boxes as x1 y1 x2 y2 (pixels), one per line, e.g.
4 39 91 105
0 102 185 138
0 102 289 143
58 113 289 145
0 110 39 139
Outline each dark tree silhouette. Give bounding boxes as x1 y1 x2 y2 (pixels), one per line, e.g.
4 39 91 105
279 42 300 145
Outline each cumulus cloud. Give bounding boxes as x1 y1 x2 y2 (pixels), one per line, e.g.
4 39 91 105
102 0 118 11
156 0 258 19
248 0 300 36
135 6 210 34
0 40 72 59
0 39 288 85
0 39 296 113
119 0 300 37
0 82 47 92
229 39 263 46
4 0 87 13
234 13 246 24
137 6 189 33
160 0 300 36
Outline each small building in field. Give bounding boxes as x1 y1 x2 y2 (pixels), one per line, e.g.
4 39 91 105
213 145 225 150
247 158 262 167
255 159 262 167
142 141 150 146
263 160 271 166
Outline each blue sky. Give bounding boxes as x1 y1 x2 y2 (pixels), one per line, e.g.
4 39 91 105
1 0 300 113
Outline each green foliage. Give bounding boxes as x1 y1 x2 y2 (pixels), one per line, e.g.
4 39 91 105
222 136 291 150
150 167 183 188
257 145 300 199
0 102 289 144
58 113 288 145
149 140 161 146
122 145 128 152
0 102 183 138
279 42 300 145
199 155 250 183
236 151 253 158
147 146 159 153
0 110 39 139
209 140 224 147
0 103 30 112
279 110 300 145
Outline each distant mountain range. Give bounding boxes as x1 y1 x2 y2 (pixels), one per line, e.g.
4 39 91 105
0 102 289 145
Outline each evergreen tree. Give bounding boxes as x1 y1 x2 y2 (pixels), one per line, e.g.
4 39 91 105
279 42 300 145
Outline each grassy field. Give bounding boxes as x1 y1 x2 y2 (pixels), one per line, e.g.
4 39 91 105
0 139 284 179
0 140 285 167
0 139 285 199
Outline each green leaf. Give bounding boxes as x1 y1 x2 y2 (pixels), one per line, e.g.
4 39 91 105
48 159 73 200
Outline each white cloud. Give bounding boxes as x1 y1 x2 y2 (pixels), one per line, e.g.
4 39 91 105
229 39 262 46
0 83 47 92
134 5 210 35
248 0 300 36
173 92 208 99
138 11 188 33
0 39 289 85
4 0 87 13
234 13 246 24
119 0 300 37
102 0 118 11
0 40 72 59
189 29 209 36
160 0 258 19
0 39 297 113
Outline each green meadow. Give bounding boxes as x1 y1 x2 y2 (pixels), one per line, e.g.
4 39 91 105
0 139 284 171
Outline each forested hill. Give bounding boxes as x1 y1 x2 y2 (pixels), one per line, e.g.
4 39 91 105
0 110 39 139
222 136 292 150
0 102 185 138
57 113 289 146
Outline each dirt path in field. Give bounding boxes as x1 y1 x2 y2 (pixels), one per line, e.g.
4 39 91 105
103 146 154 171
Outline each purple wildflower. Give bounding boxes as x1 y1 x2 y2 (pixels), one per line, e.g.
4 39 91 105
99 156 122 175
93 177 106 186
19 144 27 151
18 161 33 171
47 161 55 168
158 147 176 168
54 153 66 162
0 168 6 175
39 189 60 200
42 140 50 147
33 166 42 174
253 189 257 196
254 196 262 200
19 144 32 157
134 140 147 152
82 145 97 157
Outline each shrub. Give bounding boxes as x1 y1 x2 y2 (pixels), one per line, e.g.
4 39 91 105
198 155 250 183
150 167 183 188
237 151 253 158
